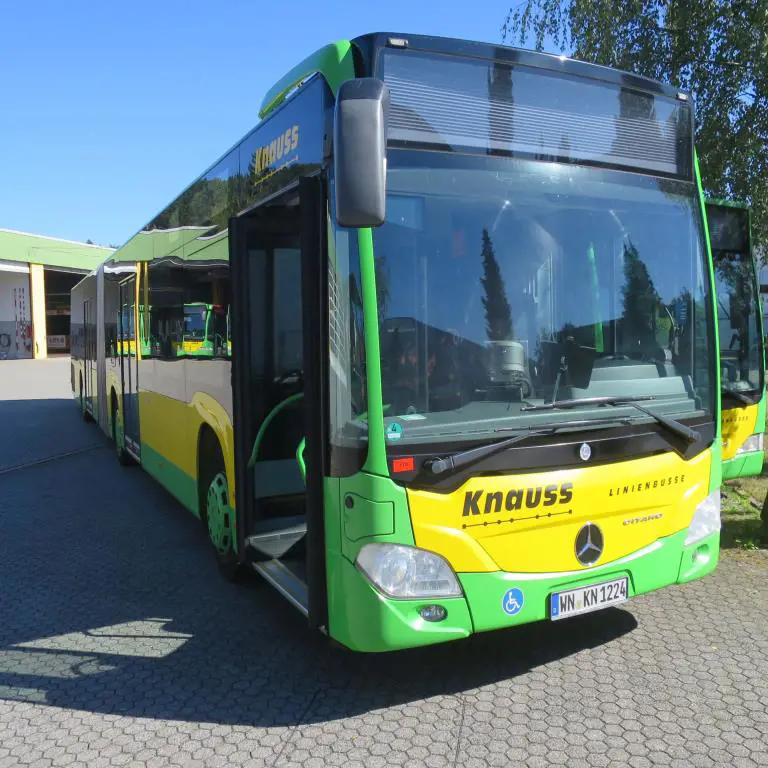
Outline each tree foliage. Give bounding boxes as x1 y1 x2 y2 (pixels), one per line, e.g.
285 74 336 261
502 0 768 258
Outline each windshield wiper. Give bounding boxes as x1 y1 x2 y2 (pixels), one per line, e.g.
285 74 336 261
424 417 631 476
522 395 655 412
523 395 700 444
721 387 757 406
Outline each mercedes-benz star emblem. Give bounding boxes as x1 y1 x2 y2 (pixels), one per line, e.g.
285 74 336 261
575 523 604 566
579 442 592 461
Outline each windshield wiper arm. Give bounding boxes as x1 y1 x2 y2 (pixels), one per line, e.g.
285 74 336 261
522 395 655 412
721 387 756 406
619 400 700 444
523 395 700 444
424 417 631 476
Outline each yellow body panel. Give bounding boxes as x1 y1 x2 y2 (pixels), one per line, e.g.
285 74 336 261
139 390 197 478
117 340 137 356
106 368 121 398
138 388 235 503
721 404 758 460
189 392 236 506
408 449 711 574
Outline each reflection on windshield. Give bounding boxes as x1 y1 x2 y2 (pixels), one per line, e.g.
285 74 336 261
371 156 712 440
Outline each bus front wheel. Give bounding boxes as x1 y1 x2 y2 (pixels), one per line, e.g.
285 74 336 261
199 434 243 583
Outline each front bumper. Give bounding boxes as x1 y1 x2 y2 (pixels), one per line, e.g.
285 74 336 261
460 528 718 633
330 528 719 652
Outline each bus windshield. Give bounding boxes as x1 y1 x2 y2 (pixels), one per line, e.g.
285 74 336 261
371 152 713 445
184 305 207 340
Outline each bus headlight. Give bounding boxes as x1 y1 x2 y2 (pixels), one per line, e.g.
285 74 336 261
356 543 462 599
737 433 764 454
684 490 721 546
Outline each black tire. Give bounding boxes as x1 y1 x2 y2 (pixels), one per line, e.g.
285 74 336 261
199 431 244 583
111 395 131 466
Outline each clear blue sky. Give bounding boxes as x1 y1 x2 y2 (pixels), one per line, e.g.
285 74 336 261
0 0 525 247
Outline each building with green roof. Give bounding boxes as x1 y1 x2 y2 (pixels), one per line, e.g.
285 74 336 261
0 229 113 359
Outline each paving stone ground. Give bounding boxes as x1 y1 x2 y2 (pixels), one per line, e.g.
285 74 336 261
1 357 767 767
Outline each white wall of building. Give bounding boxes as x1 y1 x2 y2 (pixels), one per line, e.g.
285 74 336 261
0 266 33 359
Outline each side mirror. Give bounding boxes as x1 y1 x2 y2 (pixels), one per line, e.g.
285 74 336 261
333 78 389 229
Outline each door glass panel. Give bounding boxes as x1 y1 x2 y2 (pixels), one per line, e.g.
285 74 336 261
273 248 303 377
248 249 267 379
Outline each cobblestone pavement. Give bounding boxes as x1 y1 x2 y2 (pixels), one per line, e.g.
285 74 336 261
1 357 767 767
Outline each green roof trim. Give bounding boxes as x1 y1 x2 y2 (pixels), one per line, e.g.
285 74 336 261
109 226 212 264
259 41 356 119
107 226 228 266
0 229 113 271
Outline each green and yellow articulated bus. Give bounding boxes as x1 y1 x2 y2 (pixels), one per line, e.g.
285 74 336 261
72 33 723 652
706 200 765 479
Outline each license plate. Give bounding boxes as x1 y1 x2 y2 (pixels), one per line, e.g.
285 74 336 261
550 577 628 620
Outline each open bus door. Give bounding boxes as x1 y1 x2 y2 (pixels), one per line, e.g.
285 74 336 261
230 176 328 630
83 296 95 414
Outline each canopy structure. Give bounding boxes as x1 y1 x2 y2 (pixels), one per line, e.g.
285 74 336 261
0 228 114 359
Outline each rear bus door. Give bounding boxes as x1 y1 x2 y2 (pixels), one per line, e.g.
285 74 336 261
83 297 95 412
118 275 141 459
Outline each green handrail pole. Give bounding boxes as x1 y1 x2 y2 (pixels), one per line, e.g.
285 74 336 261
296 437 306 482
247 392 305 469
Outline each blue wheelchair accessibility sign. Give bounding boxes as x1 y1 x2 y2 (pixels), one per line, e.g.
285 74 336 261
502 587 524 616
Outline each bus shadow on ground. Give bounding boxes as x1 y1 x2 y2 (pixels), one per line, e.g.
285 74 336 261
0 395 638 727
0 563 638 728
0 602 637 727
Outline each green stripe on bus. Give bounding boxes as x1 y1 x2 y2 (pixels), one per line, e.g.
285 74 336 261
141 442 199 518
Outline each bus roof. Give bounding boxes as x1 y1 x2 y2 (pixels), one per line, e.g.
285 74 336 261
102 32 693 273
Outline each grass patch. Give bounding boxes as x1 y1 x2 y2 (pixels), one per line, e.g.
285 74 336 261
721 473 767 550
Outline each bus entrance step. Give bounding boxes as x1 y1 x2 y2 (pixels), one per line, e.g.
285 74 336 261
245 516 307 560
251 558 308 617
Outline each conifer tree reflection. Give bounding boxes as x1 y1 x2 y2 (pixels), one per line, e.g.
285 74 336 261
480 228 513 342
620 241 662 360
